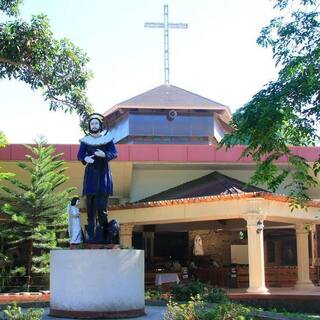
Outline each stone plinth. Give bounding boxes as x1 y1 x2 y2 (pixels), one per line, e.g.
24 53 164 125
50 249 145 318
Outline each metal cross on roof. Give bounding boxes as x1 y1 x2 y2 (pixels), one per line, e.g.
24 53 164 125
145 4 188 85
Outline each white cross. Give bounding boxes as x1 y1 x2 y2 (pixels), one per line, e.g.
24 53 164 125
145 4 188 85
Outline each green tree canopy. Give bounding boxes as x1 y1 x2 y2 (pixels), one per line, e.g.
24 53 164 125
221 0 320 207
0 0 93 121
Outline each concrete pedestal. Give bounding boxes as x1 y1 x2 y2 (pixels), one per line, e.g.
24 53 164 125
50 249 145 318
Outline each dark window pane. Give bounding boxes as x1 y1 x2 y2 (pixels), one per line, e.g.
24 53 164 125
129 113 214 137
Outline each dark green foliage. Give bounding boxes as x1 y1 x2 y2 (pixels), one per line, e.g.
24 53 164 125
0 0 93 122
164 298 252 320
220 0 320 207
0 0 22 17
171 279 228 304
145 289 169 301
200 302 252 320
0 137 74 291
205 287 228 304
171 279 206 302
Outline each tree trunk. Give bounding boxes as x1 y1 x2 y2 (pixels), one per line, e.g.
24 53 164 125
26 239 33 292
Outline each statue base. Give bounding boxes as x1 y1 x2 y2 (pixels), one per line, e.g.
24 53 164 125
50 249 145 318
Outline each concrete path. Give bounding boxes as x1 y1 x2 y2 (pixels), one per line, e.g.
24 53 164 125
43 306 167 320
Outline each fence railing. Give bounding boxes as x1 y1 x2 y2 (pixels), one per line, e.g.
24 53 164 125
0 275 49 293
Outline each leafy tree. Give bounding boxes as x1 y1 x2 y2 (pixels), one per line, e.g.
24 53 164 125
0 138 74 291
0 0 93 121
220 0 320 207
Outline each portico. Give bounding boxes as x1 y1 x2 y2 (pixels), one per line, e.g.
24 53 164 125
111 193 320 293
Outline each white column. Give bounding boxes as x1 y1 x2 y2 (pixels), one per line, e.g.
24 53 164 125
245 214 268 293
120 224 134 247
294 224 316 290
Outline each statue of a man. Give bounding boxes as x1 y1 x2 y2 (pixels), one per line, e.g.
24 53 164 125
77 114 117 243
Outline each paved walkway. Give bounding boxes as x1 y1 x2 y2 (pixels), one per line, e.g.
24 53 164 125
0 306 167 320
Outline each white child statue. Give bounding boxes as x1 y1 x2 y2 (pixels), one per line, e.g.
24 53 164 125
68 197 83 245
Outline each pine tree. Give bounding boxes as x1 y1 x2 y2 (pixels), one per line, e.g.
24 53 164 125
0 137 74 291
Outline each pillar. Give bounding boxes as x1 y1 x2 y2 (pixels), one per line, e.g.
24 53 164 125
245 214 268 293
120 223 134 247
294 224 316 290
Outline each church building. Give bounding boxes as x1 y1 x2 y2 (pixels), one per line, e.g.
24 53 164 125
1 83 320 294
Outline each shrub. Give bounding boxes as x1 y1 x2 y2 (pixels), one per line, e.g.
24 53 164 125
164 295 204 320
2 303 44 320
201 302 252 320
205 287 229 304
171 280 229 304
145 289 170 301
171 279 205 302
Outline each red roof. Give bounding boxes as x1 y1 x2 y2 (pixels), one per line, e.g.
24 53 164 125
103 84 232 124
108 192 320 210
137 171 266 203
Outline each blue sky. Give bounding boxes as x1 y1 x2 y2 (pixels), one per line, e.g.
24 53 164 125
0 0 279 143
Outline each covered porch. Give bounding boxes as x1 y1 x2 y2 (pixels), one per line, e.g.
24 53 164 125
110 192 320 293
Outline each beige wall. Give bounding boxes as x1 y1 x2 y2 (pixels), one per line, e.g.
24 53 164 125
130 168 212 201
0 161 132 202
130 166 320 202
1 160 319 204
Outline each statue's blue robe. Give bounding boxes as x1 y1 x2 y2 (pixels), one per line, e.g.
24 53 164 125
77 135 117 196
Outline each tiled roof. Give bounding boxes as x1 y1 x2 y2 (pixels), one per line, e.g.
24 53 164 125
103 84 232 119
108 192 320 210
136 171 265 203
116 84 227 108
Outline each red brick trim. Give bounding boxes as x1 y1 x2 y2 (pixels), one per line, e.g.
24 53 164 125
49 308 145 318
0 293 49 304
1 144 319 163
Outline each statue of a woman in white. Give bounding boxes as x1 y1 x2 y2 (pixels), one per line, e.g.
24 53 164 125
193 235 204 256
68 197 83 245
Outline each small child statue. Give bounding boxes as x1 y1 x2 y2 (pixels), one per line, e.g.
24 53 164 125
68 197 83 245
